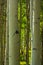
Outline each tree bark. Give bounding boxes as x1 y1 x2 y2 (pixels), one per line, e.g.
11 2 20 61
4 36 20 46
8 0 20 65
30 0 41 65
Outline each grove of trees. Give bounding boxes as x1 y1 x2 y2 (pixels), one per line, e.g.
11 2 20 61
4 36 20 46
0 0 43 65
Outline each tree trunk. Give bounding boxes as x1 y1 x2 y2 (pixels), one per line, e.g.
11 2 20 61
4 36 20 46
30 0 41 65
8 0 20 65
41 28 43 65
4 0 9 65
26 0 30 65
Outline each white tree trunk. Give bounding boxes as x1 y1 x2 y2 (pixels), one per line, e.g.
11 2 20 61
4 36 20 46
30 0 41 65
8 0 20 65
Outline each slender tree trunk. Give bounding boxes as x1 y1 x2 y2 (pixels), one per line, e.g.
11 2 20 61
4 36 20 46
41 28 43 65
0 24 3 65
4 0 9 65
26 0 30 65
8 0 20 65
20 0 22 50
4 20 9 65
30 0 41 65
0 1 2 65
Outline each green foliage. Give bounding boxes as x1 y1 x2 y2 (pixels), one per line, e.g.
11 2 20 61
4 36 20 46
18 0 43 64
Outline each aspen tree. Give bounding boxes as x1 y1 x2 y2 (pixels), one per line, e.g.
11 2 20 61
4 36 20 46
8 0 20 65
30 0 41 65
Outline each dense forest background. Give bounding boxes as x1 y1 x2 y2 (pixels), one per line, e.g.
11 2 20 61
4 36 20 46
18 0 43 64
0 0 43 65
